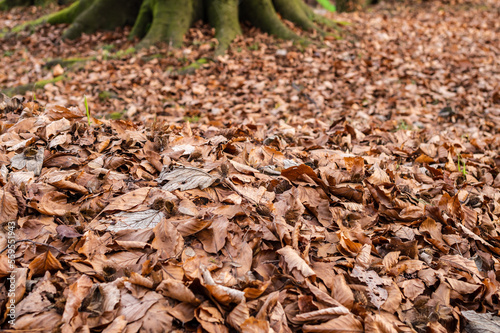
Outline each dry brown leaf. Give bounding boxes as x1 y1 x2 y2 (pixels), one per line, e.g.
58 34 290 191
156 278 199 304
277 245 316 278
116 291 163 323
399 279 426 301
240 317 271 333
356 243 372 269
331 274 354 310
101 315 127 333
382 251 400 271
294 306 351 323
227 300 250 331
102 187 151 213
364 313 399 333
367 163 390 185
439 255 481 278
446 278 481 294
203 269 245 305
28 250 63 279
152 217 184 259
61 275 93 329
35 191 76 216
195 301 228 333
302 314 364 332
0 189 18 222
105 209 165 231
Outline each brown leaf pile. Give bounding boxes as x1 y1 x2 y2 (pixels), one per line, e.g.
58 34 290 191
1 0 500 332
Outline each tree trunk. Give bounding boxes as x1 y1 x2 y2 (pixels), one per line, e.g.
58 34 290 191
206 0 241 55
4 0 341 53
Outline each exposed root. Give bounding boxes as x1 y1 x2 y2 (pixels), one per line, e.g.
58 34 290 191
47 0 92 25
240 0 302 42
2 0 344 55
133 0 202 48
207 0 241 55
273 0 326 36
62 0 141 40
0 0 76 10
0 0 87 36
2 75 65 96
0 0 32 10
299 0 349 30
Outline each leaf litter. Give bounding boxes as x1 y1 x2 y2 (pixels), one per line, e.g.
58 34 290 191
0 0 499 332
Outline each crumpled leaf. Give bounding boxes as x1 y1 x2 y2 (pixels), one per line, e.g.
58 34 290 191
240 317 270 333
116 291 163 323
227 301 250 331
156 278 200 304
61 275 93 329
277 246 316 278
0 189 18 222
152 217 184 259
203 268 245 305
194 301 228 333
28 250 63 279
367 163 391 185
35 191 76 216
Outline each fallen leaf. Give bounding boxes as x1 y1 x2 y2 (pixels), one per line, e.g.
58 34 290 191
277 246 316 278
158 167 218 191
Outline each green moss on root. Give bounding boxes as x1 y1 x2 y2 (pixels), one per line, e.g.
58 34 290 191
2 75 65 96
62 0 141 39
207 0 241 55
240 0 300 41
273 0 325 35
133 0 202 48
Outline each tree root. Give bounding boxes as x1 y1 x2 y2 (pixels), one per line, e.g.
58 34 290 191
132 0 202 48
273 0 326 36
47 0 92 25
3 0 346 54
240 0 301 41
0 1 88 36
299 0 350 30
62 0 141 40
1 0 32 10
2 75 65 96
207 0 241 55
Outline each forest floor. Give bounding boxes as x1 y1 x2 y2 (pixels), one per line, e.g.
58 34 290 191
0 0 499 332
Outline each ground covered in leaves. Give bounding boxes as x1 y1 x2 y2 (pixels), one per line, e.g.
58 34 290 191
0 0 500 332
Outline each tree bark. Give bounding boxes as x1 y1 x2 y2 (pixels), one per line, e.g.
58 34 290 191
207 0 241 55
4 0 339 53
240 0 300 41
62 0 141 39
132 0 202 48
